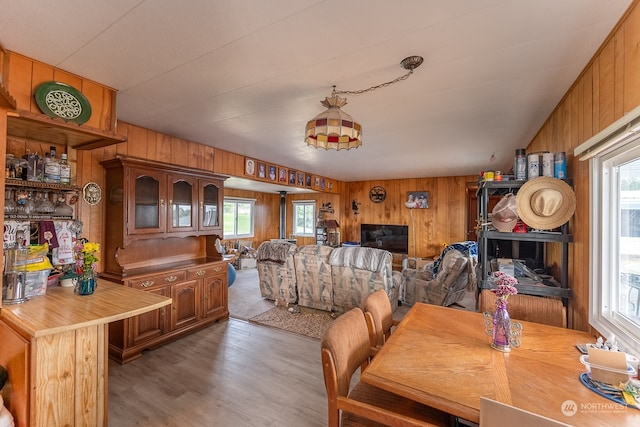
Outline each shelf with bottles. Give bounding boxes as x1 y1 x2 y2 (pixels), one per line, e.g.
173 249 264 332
6 144 71 183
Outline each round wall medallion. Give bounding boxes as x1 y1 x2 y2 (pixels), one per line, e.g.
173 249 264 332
83 182 102 205
34 81 92 124
369 186 386 203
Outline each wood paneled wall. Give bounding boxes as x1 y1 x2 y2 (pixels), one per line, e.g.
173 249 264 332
73 123 347 259
70 118 475 268
342 177 476 258
5 51 117 132
525 0 640 331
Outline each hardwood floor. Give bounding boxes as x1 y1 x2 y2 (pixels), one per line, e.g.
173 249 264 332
108 318 327 426
227 268 273 320
107 267 475 426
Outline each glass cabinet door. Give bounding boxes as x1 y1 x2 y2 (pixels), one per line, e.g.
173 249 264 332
199 180 221 231
128 168 167 235
168 175 197 233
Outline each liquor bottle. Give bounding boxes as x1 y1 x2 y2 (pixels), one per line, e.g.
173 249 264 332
44 146 60 183
59 153 71 184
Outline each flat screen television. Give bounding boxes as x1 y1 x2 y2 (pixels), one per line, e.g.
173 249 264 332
360 224 409 254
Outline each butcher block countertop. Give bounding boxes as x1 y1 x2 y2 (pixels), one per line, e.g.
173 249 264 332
0 279 171 338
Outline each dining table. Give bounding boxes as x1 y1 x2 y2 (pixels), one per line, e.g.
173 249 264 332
360 303 640 426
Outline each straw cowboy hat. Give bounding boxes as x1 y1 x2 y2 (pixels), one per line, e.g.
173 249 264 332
491 193 519 232
516 177 576 230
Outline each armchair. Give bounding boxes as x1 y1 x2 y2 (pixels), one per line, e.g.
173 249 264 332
403 242 478 307
256 241 298 306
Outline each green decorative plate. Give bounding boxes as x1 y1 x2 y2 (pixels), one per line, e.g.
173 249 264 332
34 81 92 124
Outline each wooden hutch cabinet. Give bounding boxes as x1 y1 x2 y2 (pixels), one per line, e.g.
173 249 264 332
101 156 229 363
106 158 224 241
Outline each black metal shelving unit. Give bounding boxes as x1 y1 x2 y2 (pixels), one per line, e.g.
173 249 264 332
476 180 573 300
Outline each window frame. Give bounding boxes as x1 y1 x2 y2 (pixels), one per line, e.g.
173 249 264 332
292 200 316 237
579 111 640 355
223 197 255 239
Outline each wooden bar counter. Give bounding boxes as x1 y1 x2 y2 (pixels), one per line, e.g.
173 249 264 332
0 280 171 427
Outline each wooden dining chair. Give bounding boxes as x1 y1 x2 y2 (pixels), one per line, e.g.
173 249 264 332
477 289 567 328
479 397 571 426
321 307 452 427
364 289 400 348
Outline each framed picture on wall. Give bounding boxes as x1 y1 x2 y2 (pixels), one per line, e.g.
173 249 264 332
279 167 287 183
305 173 312 187
257 162 266 179
289 170 297 184
320 177 326 190
296 171 305 186
406 191 429 208
245 158 255 176
268 165 277 181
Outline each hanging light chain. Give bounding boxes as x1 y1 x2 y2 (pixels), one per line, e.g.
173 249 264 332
334 69 414 96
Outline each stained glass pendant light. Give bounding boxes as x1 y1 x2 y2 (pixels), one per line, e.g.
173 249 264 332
305 56 423 151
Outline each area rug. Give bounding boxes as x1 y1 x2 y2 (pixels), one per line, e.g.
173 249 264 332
249 306 334 340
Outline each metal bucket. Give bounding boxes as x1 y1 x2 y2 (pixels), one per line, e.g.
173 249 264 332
3 271 28 304
3 246 29 304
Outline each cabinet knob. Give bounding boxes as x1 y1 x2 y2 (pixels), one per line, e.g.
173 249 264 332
213 267 222 272
160 198 165 206
165 275 178 282
196 270 205 276
140 280 154 288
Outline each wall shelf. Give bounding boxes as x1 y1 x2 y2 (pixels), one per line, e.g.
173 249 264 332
5 178 80 192
4 179 81 222
7 110 126 150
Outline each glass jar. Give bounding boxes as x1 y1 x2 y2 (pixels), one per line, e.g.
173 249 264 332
4 189 17 214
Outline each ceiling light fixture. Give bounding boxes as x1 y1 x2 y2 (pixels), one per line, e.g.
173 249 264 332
305 55 424 151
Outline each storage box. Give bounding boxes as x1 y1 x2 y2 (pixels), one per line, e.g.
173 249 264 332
238 258 257 270
497 258 515 277
25 269 50 297
404 257 432 270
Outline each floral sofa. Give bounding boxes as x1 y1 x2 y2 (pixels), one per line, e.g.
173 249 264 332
256 242 401 314
294 245 334 311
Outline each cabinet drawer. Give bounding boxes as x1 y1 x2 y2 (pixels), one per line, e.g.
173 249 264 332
187 263 226 280
129 271 187 290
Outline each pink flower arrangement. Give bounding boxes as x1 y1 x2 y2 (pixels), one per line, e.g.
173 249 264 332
491 271 518 302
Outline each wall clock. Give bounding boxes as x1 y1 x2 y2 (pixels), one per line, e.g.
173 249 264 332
34 81 92 124
369 186 386 203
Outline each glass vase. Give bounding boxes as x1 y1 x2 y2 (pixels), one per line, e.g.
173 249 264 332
76 271 97 295
491 300 512 352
